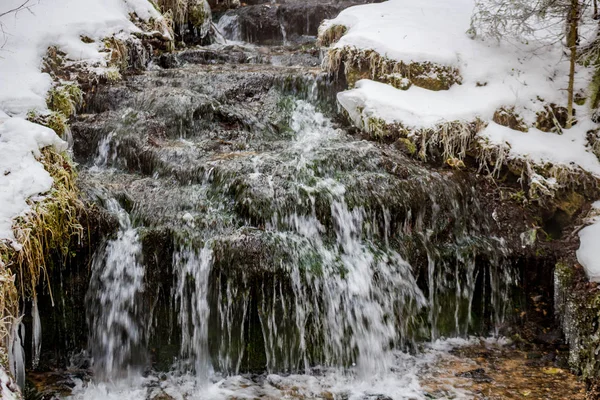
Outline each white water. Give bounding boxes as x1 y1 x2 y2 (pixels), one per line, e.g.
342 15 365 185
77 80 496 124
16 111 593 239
216 14 242 43
174 245 213 378
86 199 145 379
66 337 500 400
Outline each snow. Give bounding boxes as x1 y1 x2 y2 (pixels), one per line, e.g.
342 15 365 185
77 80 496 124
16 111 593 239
0 118 67 242
0 0 163 116
479 121 600 176
0 0 164 243
0 366 19 400
329 0 599 174
577 201 600 282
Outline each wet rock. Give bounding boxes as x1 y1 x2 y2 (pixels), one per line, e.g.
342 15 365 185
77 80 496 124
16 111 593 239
218 0 384 45
455 368 493 383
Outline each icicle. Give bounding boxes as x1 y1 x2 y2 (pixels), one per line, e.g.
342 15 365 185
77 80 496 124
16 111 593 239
31 296 41 369
8 322 25 389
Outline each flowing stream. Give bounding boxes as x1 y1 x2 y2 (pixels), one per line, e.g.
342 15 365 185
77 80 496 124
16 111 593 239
29 8 531 400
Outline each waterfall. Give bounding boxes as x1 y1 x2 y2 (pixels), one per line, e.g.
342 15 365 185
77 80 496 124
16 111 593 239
86 199 145 379
216 14 242 43
63 53 519 400
173 245 213 378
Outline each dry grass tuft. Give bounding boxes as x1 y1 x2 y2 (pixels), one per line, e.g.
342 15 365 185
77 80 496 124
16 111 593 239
11 148 83 303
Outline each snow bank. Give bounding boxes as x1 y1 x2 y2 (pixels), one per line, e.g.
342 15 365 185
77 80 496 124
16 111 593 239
577 201 600 282
480 122 600 177
328 0 600 175
0 0 163 116
0 118 67 242
0 0 163 243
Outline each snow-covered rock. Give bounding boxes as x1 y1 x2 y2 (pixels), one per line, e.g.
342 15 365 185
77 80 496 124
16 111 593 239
324 0 600 176
0 0 166 243
577 201 600 282
0 119 67 242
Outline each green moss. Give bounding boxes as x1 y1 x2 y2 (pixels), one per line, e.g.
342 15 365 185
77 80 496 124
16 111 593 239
574 91 587 106
46 112 69 137
103 67 123 84
317 24 348 47
590 66 600 110
555 191 585 217
326 47 461 92
395 138 417 155
46 83 83 118
188 0 208 28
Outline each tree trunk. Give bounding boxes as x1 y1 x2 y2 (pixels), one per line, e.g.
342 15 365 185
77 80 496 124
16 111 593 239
566 0 580 130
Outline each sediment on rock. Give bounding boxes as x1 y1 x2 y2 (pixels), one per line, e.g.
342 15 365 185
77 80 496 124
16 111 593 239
323 46 462 91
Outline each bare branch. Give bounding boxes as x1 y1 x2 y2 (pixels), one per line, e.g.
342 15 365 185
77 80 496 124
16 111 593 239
0 0 37 52
0 0 34 19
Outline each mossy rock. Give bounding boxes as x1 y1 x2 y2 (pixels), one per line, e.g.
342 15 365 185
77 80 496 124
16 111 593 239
555 261 600 385
27 111 69 138
394 138 417 155
384 74 412 90
555 191 585 217
317 24 347 47
104 37 129 71
47 84 83 118
493 106 528 132
188 0 211 29
327 47 461 91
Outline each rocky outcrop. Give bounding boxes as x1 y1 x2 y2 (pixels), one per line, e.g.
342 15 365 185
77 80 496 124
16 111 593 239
217 0 383 45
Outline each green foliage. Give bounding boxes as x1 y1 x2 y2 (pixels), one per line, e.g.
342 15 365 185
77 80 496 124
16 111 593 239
46 83 82 118
27 110 69 138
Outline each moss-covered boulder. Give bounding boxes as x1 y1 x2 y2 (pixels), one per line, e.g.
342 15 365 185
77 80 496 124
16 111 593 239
492 106 528 132
555 261 600 392
325 47 461 91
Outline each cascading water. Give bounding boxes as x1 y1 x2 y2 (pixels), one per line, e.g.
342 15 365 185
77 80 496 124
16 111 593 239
215 14 242 42
86 198 146 379
173 245 213 378
59 40 519 399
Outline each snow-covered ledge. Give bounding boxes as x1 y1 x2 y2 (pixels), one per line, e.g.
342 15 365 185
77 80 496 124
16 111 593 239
577 202 600 282
0 118 67 244
0 0 171 393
